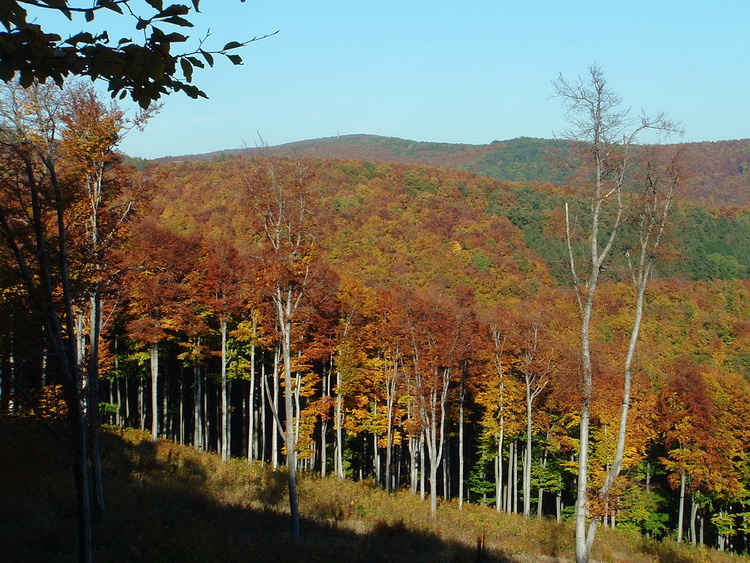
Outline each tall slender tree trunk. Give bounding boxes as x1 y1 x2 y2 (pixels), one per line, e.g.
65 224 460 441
677 470 686 544
428 447 438 514
162 369 169 440
138 377 145 431
335 369 345 479
319 358 330 477
505 440 514 513
514 441 521 513
178 376 185 445
204 383 211 450
248 333 256 463
523 386 533 517
88 292 105 514
385 357 398 492
277 290 301 540
496 426 504 512
690 497 698 545
373 425 380 485
260 359 267 463
150 344 158 442
67 372 93 563
220 318 230 460
419 432 425 500
443 431 450 500
294 370 301 447
458 374 465 509
320 413 327 477
272 345 280 470
385 394 393 491
408 436 417 493
575 285 597 562
194 362 203 451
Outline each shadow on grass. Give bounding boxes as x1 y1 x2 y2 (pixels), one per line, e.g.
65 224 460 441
98 431 516 562
1 420 514 562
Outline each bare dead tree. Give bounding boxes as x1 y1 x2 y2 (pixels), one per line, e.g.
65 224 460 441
553 65 682 563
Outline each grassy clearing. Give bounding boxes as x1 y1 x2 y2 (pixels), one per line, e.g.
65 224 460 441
1 416 745 562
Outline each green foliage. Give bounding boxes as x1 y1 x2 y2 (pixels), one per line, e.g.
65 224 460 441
463 137 574 184
122 155 151 171
490 183 750 284
712 511 738 538
403 168 438 195
470 251 492 272
531 458 564 495
331 194 361 213
467 459 495 505
0 1 271 107
99 402 119 417
617 485 669 537
665 206 750 280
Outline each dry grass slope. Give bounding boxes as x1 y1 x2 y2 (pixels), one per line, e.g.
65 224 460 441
0 416 745 562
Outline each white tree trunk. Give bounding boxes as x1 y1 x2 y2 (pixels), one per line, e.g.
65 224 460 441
506 440 515 513
221 319 230 460
150 344 158 442
272 345 280 470
385 357 398 491
409 435 418 494
458 375 465 509
524 386 533 517
496 426 504 512
248 337 256 462
320 362 329 477
260 359 267 463
419 433 425 500
276 289 300 540
690 497 698 545
335 369 344 479
677 470 686 543
194 363 203 452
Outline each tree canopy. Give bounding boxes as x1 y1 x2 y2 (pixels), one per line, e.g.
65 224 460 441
0 0 275 107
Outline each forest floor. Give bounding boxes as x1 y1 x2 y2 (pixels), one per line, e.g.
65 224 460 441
0 415 745 563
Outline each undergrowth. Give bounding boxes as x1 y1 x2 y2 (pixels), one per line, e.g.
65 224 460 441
1 416 746 562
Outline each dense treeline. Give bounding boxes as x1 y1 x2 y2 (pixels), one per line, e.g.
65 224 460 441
216 135 750 209
477 138 750 209
496 184 750 283
3 82 750 558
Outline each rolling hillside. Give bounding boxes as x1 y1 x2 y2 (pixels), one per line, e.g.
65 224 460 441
170 134 750 209
149 155 750 283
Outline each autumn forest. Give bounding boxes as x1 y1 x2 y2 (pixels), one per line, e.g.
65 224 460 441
4 73 750 562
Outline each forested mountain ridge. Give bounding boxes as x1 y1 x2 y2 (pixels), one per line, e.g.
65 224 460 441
170 134 750 209
149 155 750 284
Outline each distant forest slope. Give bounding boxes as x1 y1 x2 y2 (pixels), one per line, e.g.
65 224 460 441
147 157 750 283
177 135 750 209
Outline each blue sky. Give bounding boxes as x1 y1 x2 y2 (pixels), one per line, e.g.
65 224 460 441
42 1 750 158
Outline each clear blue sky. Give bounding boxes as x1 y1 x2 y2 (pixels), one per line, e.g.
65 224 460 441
43 1 750 158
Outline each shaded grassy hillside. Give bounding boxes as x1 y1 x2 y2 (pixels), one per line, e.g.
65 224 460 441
2 415 743 563
180 135 750 209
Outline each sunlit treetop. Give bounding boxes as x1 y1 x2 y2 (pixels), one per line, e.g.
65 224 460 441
0 0 276 107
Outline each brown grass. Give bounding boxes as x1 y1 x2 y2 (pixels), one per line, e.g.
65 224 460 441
1 416 745 562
